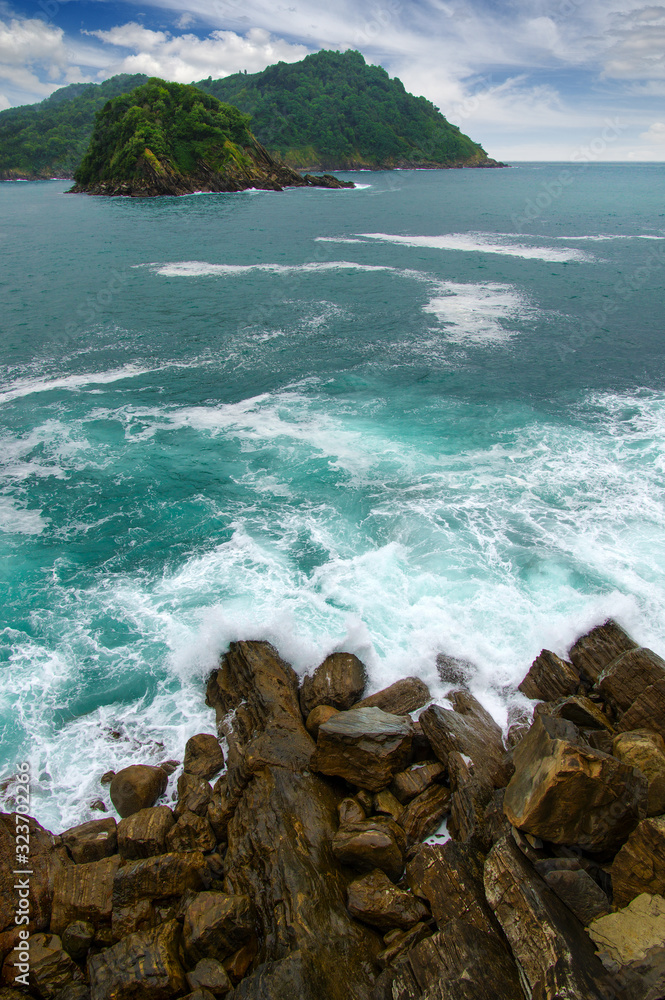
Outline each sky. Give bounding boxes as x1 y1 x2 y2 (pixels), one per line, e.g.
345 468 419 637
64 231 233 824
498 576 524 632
1 0 665 160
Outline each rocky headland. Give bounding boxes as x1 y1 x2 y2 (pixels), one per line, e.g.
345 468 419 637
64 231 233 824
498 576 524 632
2 620 665 999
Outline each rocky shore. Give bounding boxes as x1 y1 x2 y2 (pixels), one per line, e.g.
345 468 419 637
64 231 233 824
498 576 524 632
2 620 665 999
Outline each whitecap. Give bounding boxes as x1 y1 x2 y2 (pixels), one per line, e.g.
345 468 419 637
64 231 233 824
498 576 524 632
423 281 530 344
359 232 592 263
0 365 154 406
145 260 393 277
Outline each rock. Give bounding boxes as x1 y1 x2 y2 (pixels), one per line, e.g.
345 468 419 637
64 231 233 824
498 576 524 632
588 893 665 1000
356 789 373 812
406 839 501 934
50 856 119 935
373 789 403 822
503 714 647 853
165 810 216 854
397 784 451 846
539 694 614 731
311 707 413 792
223 938 258 984
158 760 180 776
332 818 406 881
100 772 115 786
346 870 429 930
117 806 175 859
0 813 62 956
305 705 339 740
3 932 84 998
111 898 158 941
586 729 615 754
352 678 430 716
613 729 665 816
60 818 117 865
419 691 511 789
182 992 215 1000
88 920 187 1000
484 834 616 998
90 799 107 813
186 958 232 996
183 893 254 964
61 920 95 962
109 766 168 819
206 785 233 843
436 653 474 687
299 653 367 717
446 751 494 846
112 852 208 909
376 922 431 969
176 773 213 818
519 649 582 702
610 815 665 907
541 868 610 924
338 798 365 826
184 735 225 782
598 646 665 736
302 173 355 189
390 762 446 805
568 619 638 683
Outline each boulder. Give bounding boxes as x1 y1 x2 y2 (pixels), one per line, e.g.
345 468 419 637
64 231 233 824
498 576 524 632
612 729 665 816
183 892 254 964
568 619 638 683
176 773 213 819
2 932 84 998
337 798 366 826
375 922 431 969
311 707 413 791
299 653 367 717
390 762 446 805
111 898 158 941
518 648 581 701
598 646 665 736
183 735 225 782
332 818 406 881
397 784 450 846
0 813 61 953
60 818 117 864
88 919 187 1000
588 893 665 1000
346 870 429 930
117 806 175 859
610 815 665 907
352 678 430 716
446 751 495 847
112 852 208 909
304 705 339 740
503 714 647 852
419 692 511 789
541 867 611 925
186 958 232 996
373 789 403 823
165 811 216 854
539 694 614 731
109 766 168 819
61 920 95 962
223 939 258 984
50 856 119 935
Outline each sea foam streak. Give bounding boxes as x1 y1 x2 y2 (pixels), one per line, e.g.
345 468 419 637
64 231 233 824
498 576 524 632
0 365 154 405
146 261 393 277
424 282 530 343
359 233 592 262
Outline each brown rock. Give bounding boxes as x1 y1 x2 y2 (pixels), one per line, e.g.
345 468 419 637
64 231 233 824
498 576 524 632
61 920 95 962
542 868 610 924
406 839 500 934
88 919 187 1000
446 750 494 846
311 707 413 792
419 691 511 789
111 898 158 941
304 705 339 740
165 811 216 854
90 799 107 813
332 818 407 881
182 992 215 1000
337 797 365 826
158 760 180 776
3 932 83 998
112 852 208 909
390 762 446 804
183 892 254 964
50 856 119 935
610 815 665 907
223 938 258 983
100 771 115 786
186 958 232 996
346 869 429 931
397 784 450 846
373 789 403 822
176 773 212 819
117 806 175 859
503 714 647 853
109 766 168 819
568 618 638 683
518 648 581 701
60 818 117 864
588 893 665 1000
599 646 665 736
613 729 665 816
376 922 431 969
0 813 60 951
183 735 225 782
352 677 430 716
539 694 614 731
206 785 233 843
299 652 367 717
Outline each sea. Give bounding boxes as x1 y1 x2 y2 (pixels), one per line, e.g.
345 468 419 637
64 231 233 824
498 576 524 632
1 163 665 831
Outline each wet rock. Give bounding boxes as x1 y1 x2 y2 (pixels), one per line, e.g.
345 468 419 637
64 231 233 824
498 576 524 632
503 714 647 853
610 815 665 907
223 938 258 984
612 729 665 816
390 762 446 805
586 729 615 754
436 653 474 688
305 705 339 740
111 898 158 941
117 806 175 859
376 922 431 969
112 852 208 909
176 773 213 819
518 648 581 701
158 760 180 776
61 920 95 962
397 784 450 846
446 751 494 847
206 785 233 843
0 813 61 951
541 868 611 924
299 653 367 717
338 797 365 826
50 856 119 935
332 818 407 881
539 694 614 731
184 735 225 782
109 766 168 819
100 772 115 786
373 789 403 822
88 919 187 1000
347 869 429 930
484 834 616 998
3 932 84 998
90 800 107 813
588 893 665 1000
165 810 216 854
406 839 500 934
183 893 254 964
599 646 665 736
182 991 215 1000
186 958 232 996
419 691 511 789
353 678 430 716
311 707 413 792
568 618 638 683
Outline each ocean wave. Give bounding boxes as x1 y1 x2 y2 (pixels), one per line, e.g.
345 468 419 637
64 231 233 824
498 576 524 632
0 365 154 406
423 281 531 344
144 260 394 277
359 232 593 262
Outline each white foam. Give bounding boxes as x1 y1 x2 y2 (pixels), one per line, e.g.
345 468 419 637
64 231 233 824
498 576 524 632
0 365 153 405
145 260 393 278
314 237 367 243
549 234 665 241
0 499 47 535
423 281 530 344
359 232 592 263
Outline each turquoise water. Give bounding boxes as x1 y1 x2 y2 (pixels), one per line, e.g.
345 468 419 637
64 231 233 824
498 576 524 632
2 164 665 829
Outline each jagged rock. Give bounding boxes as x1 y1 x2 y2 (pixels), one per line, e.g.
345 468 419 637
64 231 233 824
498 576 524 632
353 678 430 716
376 922 431 969
541 868 610 924
397 784 450 846
183 893 254 964
184 735 225 782
586 729 615 754
338 798 366 826
299 653 367 717
90 799 107 813
568 619 638 683
406 839 500 934
613 729 665 816
111 898 158 941
446 751 494 846
206 784 233 842
50 856 119 935
117 806 175 859
503 714 647 852
305 705 339 739
436 653 475 687
610 815 665 907
598 646 665 736
588 893 665 1000
158 760 180 776
176 773 213 819
88 920 187 1000
61 920 95 962
186 958 232 996
519 648 581 701
505 721 530 749
302 173 355 189
538 694 614 731
2 932 84 998
347 869 429 930
0 813 62 960
332 818 407 881
112 852 208 909
390 762 446 804
311 707 413 791
484 834 615 998
419 691 511 789
223 938 258 984
227 951 340 1000
373 789 403 822
60 818 117 864
100 771 115 786
182 991 215 1000
109 766 168 819
165 810 216 854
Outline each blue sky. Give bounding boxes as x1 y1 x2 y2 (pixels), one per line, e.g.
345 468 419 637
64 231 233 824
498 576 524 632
2 0 665 160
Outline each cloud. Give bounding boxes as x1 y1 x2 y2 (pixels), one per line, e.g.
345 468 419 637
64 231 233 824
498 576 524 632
641 120 665 141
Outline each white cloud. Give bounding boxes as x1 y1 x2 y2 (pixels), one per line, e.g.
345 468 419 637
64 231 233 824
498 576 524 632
641 120 665 141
